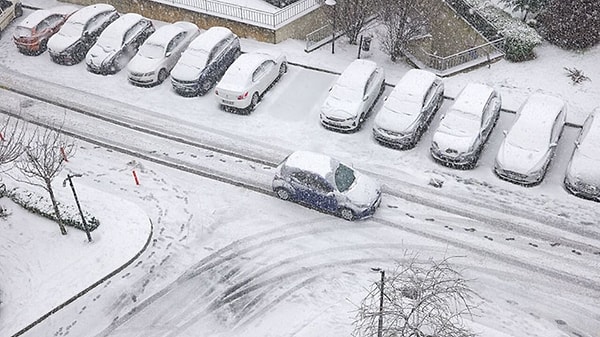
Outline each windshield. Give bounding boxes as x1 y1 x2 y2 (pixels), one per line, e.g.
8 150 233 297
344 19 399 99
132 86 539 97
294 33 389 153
386 95 421 116
182 47 209 69
507 122 550 151
139 42 165 59
440 109 480 136
334 163 356 192
59 21 84 37
96 32 121 52
330 83 360 104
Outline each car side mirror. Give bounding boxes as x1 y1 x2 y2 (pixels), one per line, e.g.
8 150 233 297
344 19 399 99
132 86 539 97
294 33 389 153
384 96 388 101
575 141 580 148
503 130 507 136
166 51 172 57
328 87 332 92
363 95 369 102
550 142 558 148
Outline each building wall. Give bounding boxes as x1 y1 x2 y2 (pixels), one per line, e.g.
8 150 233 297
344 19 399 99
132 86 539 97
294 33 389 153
59 0 327 44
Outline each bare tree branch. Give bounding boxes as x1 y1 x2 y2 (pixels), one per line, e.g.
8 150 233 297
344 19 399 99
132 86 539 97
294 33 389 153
0 115 30 174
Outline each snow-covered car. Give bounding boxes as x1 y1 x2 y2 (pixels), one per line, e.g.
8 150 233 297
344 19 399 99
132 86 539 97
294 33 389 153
564 108 600 202
320 59 385 132
47 4 119 65
0 0 23 38
127 21 199 86
430 83 501 168
494 93 566 186
171 26 241 96
12 5 78 55
214 50 287 112
272 151 382 221
85 13 155 75
372 69 444 148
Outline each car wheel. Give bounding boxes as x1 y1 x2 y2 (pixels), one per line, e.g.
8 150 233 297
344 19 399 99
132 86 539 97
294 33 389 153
279 62 287 76
15 4 23 17
275 188 291 201
158 69 168 84
340 208 355 221
249 92 260 112
200 79 213 94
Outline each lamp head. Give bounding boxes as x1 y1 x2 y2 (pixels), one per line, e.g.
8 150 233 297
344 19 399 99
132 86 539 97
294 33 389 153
325 0 336 6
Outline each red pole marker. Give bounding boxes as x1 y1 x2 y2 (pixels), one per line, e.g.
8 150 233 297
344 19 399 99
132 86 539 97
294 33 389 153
60 147 69 162
132 170 140 185
0 132 4 141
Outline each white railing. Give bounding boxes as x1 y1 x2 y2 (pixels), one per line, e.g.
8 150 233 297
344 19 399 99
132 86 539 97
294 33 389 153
305 24 332 51
410 38 504 71
157 0 321 28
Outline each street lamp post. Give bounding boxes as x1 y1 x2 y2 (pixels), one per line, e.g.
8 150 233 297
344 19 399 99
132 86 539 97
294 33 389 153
371 267 385 337
63 173 92 242
325 0 336 54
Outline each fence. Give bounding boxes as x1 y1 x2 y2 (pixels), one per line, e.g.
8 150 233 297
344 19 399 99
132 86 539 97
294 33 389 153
409 38 505 72
157 0 321 28
305 24 332 51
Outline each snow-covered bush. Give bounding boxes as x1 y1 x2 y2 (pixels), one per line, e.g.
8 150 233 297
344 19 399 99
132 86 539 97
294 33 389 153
476 5 543 61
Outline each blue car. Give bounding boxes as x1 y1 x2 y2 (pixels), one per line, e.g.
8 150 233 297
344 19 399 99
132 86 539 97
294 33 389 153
272 151 382 221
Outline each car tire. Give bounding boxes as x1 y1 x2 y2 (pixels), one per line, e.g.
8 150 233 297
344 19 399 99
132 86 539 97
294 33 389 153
200 80 213 94
339 208 355 221
249 92 259 112
38 40 48 55
157 69 168 84
275 188 291 201
279 62 287 76
16 4 23 17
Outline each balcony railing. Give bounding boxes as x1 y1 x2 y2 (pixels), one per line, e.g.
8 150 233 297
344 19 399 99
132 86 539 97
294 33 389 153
155 0 322 28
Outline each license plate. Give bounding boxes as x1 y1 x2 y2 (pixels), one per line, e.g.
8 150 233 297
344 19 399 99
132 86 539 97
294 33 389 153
222 100 234 105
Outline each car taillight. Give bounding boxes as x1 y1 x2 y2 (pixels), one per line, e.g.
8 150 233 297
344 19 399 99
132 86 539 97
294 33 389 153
237 92 248 100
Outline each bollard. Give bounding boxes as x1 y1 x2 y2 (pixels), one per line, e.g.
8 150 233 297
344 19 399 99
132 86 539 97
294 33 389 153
132 170 140 185
60 147 69 162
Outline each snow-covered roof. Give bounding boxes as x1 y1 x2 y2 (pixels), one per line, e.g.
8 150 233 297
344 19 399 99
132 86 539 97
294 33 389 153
145 22 189 46
336 59 378 87
188 26 234 52
101 12 143 36
517 92 565 125
226 52 271 78
393 69 438 98
18 6 79 28
283 151 337 177
64 3 115 25
451 82 495 115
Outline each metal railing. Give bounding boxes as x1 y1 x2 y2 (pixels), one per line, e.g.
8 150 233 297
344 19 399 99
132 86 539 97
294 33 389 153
157 0 321 28
409 38 505 72
305 24 333 51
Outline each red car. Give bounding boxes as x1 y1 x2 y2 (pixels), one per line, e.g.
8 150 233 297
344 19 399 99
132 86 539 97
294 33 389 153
13 5 78 55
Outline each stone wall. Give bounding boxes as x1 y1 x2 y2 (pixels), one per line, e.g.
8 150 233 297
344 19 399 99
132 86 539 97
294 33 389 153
59 0 327 43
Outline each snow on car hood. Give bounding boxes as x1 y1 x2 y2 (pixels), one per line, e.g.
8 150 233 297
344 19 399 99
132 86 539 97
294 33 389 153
127 55 162 74
496 140 546 174
374 98 421 133
48 33 78 54
343 172 380 207
86 45 115 66
321 96 360 119
432 128 476 154
568 150 600 186
171 60 203 81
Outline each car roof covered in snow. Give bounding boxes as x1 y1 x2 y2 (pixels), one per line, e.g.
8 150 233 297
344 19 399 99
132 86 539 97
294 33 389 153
390 69 439 102
336 59 378 87
513 92 565 131
145 21 196 45
102 12 145 35
188 26 235 52
218 50 282 90
65 3 115 25
18 6 79 28
282 151 338 177
451 82 495 115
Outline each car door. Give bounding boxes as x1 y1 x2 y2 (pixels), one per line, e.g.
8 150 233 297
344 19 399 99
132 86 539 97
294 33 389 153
261 59 277 90
208 38 227 79
303 173 338 212
363 71 377 114
288 171 312 202
165 32 186 70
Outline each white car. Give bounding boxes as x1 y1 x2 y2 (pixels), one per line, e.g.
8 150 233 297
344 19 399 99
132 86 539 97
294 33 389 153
564 108 600 202
430 83 501 168
214 50 287 113
85 13 155 75
0 0 22 38
373 69 444 148
320 59 385 132
494 93 566 185
47 4 119 65
127 21 199 86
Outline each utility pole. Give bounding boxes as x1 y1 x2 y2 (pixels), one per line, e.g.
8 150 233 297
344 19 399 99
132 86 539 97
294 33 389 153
372 267 385 337
63 174 92 242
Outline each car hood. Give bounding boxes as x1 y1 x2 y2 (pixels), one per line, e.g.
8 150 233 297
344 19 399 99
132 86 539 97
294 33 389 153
128 55 162 73
567 151 600 185
86 45 116 65
172 62 203 81
343 172 380 207
374 106 419 133
432 130 476 153
48 34 78 53
496 141 546 174
321 96 360 119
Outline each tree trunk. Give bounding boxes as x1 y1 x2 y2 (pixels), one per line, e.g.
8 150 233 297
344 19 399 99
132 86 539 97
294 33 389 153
46 179 66 235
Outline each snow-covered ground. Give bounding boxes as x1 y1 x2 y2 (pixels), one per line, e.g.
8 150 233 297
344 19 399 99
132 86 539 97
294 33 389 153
0 1 599 337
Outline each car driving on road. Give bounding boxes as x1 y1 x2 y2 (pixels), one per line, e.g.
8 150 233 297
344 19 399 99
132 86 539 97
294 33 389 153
0 0 23 39
430 83 501 168
171 26 241 96
85 13 155 75
494 92 566 185
47 3 119 65
564 108 600 202
372 69 444 148
272 151 382 221
320 59 385 132
12 5 78 55
214 50 287 113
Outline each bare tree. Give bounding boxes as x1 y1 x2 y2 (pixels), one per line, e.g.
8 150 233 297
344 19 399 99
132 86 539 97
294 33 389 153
353 256 477 337
331 0 379 45
376 0 428 62
15 126 76 235
0 116 30 173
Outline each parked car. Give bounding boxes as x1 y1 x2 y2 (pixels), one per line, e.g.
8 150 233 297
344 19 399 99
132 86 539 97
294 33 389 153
372 69 444 148
171 26 241 96
430 83 501 168
214 50 287 112
272 151 382 221
127 21 199 86
12 5 78 55
494 92 566 185
320 59 385 132
47 4 119 65
0 0 23 39
564 108 600 202
85 13 155 75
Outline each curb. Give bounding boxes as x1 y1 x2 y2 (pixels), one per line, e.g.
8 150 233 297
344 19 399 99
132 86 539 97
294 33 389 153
11 218 154 337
